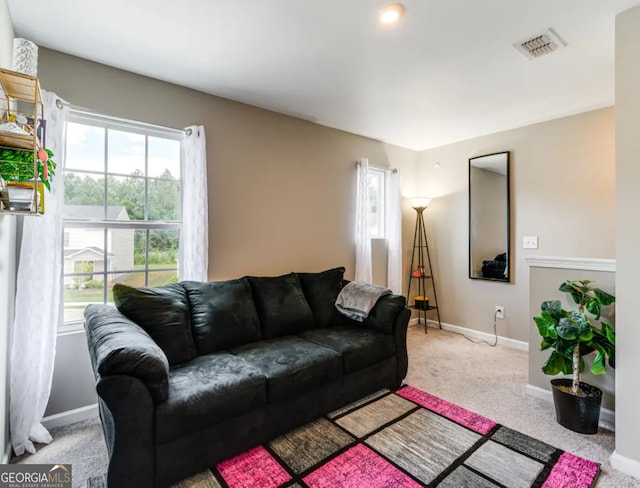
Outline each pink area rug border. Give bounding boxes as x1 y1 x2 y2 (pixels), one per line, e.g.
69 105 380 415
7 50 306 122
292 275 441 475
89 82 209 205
541 452 600 488
396 384 498 435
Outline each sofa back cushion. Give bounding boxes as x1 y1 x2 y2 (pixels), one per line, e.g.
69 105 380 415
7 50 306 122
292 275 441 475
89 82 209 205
248 273 314 339
182 278 261 354
297 267 345 328
112 283 197 365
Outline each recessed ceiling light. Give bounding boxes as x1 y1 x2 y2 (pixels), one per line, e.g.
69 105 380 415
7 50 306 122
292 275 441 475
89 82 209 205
378 3 405 25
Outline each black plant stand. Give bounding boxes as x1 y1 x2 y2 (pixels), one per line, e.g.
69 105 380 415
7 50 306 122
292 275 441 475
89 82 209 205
406 204 441 333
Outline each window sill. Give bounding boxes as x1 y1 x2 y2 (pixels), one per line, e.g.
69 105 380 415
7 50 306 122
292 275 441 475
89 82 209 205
58 322 86 336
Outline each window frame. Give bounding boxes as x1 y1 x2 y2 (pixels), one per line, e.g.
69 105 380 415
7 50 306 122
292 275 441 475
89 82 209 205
61 111 183 333
367 167 386 239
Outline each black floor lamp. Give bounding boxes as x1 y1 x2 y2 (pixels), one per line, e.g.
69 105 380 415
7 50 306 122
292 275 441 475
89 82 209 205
406 197 442 333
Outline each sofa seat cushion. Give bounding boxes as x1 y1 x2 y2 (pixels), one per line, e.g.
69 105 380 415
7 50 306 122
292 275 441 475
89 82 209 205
297 326 396 373
230 337 342 402
156 354 267 444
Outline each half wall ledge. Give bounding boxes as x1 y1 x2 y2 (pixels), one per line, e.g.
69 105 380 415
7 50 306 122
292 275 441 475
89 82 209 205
525 256 615 272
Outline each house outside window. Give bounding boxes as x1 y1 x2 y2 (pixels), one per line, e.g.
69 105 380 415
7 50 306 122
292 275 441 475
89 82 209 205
367 168 386 239
62 111 182 332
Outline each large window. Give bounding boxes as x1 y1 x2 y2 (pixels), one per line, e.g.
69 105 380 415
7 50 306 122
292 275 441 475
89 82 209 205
62 112 182 332
367 168 386 239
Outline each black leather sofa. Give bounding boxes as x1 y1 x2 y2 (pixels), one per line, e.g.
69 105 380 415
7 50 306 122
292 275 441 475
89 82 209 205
84 267 410 488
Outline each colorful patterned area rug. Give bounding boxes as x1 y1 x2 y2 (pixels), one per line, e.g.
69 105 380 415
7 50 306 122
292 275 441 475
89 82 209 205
88 385 600 488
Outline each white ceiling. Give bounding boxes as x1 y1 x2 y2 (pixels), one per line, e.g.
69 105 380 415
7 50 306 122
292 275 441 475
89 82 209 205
8 0 640 151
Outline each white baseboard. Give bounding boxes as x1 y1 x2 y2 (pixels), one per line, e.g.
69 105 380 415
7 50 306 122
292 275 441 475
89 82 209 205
525 384 615 430
410 318 528 351
1 440 11 464
42 404 99 430
611 451 640 480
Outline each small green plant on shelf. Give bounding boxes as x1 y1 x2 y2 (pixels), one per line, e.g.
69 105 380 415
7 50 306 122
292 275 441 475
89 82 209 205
0 147 56 190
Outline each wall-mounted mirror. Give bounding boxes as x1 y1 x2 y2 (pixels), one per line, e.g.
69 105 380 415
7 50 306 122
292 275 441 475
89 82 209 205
469 151 510 282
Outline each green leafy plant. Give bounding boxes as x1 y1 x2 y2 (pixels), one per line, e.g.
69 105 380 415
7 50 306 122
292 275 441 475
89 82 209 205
0 147 56 191
534 280 615 395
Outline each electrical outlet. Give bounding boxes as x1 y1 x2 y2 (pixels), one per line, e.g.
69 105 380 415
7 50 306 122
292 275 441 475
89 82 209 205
495 306 504 319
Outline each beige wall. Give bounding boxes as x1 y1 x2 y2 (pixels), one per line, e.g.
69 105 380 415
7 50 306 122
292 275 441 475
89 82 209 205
38 48 418 280
0 0 14 461
417 108 615 343
528 266 615 411
614 5 640 475
37 48 420 415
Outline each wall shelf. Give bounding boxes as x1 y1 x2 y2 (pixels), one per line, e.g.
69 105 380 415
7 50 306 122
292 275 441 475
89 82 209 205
0 132 34 150
0 68 44 215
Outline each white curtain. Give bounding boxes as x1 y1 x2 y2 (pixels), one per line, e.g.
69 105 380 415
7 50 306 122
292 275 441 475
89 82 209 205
179 125 208 282
355 158 372 283
10 90 68 455
386 169 402 294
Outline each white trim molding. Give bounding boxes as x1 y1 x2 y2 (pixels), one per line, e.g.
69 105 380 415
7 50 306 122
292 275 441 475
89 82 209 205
525 384 615 429
42 403 99 430
409 318 528 351
525 256 616 272
611 451 640 480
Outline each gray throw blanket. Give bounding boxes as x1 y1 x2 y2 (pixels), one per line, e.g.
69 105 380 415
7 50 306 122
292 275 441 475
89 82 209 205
335 281 392 322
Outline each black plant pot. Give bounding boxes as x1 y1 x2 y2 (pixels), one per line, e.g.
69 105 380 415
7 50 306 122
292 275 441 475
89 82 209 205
550 379 602 434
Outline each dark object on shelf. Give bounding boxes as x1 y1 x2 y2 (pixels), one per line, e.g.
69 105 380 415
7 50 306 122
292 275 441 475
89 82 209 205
481 252 508 280
551 379 602 434
407 201 441 332
414 296 429 309
84 268 410 488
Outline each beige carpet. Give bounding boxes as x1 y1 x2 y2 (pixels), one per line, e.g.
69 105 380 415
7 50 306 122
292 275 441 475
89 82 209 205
13 325 638 488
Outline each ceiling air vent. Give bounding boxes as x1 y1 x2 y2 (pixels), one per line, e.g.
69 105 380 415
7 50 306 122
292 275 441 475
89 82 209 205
514 28 566 60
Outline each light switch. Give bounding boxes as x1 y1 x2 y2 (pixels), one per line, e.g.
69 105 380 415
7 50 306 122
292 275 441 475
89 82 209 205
523 236 538 249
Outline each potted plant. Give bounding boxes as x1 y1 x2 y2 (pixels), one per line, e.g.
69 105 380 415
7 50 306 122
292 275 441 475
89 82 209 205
533 279 615 434
0 147 55 212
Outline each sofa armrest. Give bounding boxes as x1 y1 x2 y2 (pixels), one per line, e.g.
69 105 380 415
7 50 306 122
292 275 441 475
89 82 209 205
97 376 156 488
336 293 408 334
336 292 410 386
84 304 170 404
358 293 410 387
392 308 411 386
362 294 407 334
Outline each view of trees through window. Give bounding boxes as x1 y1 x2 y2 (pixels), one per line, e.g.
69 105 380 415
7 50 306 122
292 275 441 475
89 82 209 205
62 116 181 330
